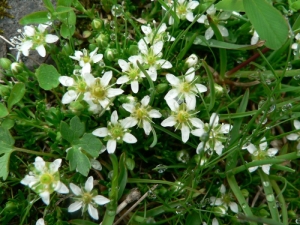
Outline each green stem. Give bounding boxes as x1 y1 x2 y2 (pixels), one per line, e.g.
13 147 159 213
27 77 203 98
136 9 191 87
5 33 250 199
258 169 280 222
102 154 119 225
271 180 288 225
14 147 59 158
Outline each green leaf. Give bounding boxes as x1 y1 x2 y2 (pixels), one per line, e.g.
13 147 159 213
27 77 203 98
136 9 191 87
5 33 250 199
0 142 14 180
7 83 26 111
57 0 72 7
19 11 50 25
60 121 76 144
75 133 102 158
202 61 215 111
118 153 128 200
186 211 201 225
54 6 74 15
0 127 15 145
42 0 55 12
60 23 76 39
70 116 85 139
66 146 91 176
243 0 289 50
0 103 8 118
36 64 60 90
216 0 244 12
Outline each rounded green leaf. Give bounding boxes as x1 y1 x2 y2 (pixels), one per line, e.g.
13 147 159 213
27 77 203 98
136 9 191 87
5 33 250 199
244 0 289 50
0 103 8 118
7 83 26 111
36 64 60 90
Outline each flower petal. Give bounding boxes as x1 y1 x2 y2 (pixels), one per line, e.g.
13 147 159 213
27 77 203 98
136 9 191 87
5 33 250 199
39 191 50 205
50 158 62 173
85 176 94 192
164 89 179 101
157 59 172 69
107 139 117 154
152 41 163 55
166 73 180 86
62 90 77 104
101 71 113 87
59 76 74 87
70 183 82 196
118 59 129 71
161 116 176 127
88 204 99 220
123 133 137 143
117 75 129 84
209 113 219 126
189 118 204 128
55 181 69 194
93 195 110 205
36 45 46 57
262 164 271 174
185 93 196 110
248 166 258 173
181 124 190 143
294 120 300 129
131 80 139 93
122 103 135 113
195 83 208 93
141 95 150 106
36 218 45 225
205 27 214 40
107 88 124 97
267 148 278 157
143 120 152 135
191 128 205 137
148 109 162 118
45 34 59 43
92 54 103 63
92 128 108 137
229 202 239 213
68 201 83 212
138 39 148 54
259 137 268 150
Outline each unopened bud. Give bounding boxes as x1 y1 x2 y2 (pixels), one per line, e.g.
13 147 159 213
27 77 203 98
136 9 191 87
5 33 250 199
104 48 117 61
96 33 109 47
82 31 92 38
240 189 249 198
213 205 227 216
185 54 198 67
69 101 84 114
176 150 190 163
214 83 224 95
155 83 168 94
92 19 104 30
0 58 12 70
10 62 23 74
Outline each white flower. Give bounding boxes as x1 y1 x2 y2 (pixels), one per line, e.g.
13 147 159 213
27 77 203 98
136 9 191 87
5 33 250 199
242 137 278 174
286 120 300 150
136 40 172 81
68 176 110 220
59 75 88 104
167 0 199 25
251 30 259 45
70 48 103 74
116 56 145 93
141 22 175 44
197 5 229 40
192 113 232 155
292 33 300 50
185 54 198 67
210 184 239 214
164 67 207 110
36 218 45 225
92 110 137 154
83 71 124 109
20 157 69 205
10 24 59 59
122 95 162 135
161 99 204 143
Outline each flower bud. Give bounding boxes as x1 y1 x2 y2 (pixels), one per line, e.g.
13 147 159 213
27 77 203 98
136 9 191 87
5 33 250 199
96 33 109 47
176 150 190 163
82 30 92 38
104 48 117 61
155 83 169 94
185 54 198 67
92 18 104 30
0 58 12 70
240 189 249 198
128 45 139 56
10 62 23 74
214 83 224 96
213 205 227 216
69 101 85 114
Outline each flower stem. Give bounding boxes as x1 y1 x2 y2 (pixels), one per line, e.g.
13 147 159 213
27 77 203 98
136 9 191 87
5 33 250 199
271 180 288 225
101 154 119 225
14 147 59 158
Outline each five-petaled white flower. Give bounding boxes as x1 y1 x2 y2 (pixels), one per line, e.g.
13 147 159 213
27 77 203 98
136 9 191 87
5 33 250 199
136 40 172 81
164 67 207 110
185 54 198 68
191 113 232 156
92 110 137 153
83 71 124 109
122 95 162 135
36 218 45 225
242 137 278 174
161 99 204 143
10 24 59 59
286 120 300 150
70 48 103 74
21 157 69 205
141 22 175 44
210 184 239 214
117 56 145 93
197 4 229 40
68 176 110 220
167 0 199 25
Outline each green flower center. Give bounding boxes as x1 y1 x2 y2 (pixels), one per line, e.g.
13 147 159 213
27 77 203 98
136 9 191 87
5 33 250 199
91 79 106 100
82 56 90 63
128 67 140 80
135 107 148 120
146 52 157 66
109 124 124 140
40 173 54 185
177 5 187 16
82 192 93 204
179 81 191 93
77 79 87 93
176 110 189 124
253 149 267 160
